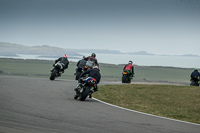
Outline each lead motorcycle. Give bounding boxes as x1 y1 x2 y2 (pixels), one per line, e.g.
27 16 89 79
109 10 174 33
122 70 132 83
50 62 64 80
74 77 97 101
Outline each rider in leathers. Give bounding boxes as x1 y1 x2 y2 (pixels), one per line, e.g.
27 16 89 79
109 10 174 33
123 60 134 77
84 53 99 67
76 57 87 68
54 54 69 72
190 68 200 85
74 57 87 76
75 66 101 98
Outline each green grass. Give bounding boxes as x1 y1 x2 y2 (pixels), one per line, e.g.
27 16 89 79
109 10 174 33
134 66 191 84
0 58 193 84
93 84 200 124
0 58 76 79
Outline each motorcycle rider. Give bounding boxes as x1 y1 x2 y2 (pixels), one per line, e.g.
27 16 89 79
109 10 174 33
190 68 200 85
84 53 99 68
123 60 134 78
74 56 87 75
74 65 101 98
53 54 69 73
76 56 87 69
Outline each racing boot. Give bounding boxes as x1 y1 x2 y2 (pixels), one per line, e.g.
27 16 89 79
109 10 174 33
89 89 94 98
50 68 54 72
93 85 98 92
74 83 82 91
74 94 79 99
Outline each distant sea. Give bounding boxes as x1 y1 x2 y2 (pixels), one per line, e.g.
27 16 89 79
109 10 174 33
0 53 199 69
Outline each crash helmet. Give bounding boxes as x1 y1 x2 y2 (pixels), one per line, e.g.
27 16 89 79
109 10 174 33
63 54 68 58
91 53 96 58
128 60 133 64
93 65 99 70
195 68 198 71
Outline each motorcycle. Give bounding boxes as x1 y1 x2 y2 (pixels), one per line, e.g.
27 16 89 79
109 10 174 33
122 70 132 83
50 62 64 80
74 77 97 101
75 66 88 80
190 79 199 86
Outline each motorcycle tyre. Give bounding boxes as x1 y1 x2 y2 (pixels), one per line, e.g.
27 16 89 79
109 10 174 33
79 86 91 101
122 75 125 83
128 77 131 84
75 71 82 80
126 75 131 84
190 80 199 86
50 69 57 80
122 74 130 83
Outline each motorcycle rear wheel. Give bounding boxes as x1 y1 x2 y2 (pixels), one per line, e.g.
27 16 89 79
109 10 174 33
190 80 199 86
79 86 91 101
75 71 81 80
122 75 125 83
50 69 57 80
122 75 129 83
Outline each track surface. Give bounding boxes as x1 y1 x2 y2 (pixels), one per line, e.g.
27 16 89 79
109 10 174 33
0 75 200 133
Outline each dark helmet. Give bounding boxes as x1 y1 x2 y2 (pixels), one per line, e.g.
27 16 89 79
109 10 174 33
128 60 133 64
91 53 96 58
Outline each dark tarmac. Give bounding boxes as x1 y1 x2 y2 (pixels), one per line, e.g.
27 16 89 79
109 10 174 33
0 75 199 133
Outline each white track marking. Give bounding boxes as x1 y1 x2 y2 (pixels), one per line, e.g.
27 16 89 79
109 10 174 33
92 98 200 126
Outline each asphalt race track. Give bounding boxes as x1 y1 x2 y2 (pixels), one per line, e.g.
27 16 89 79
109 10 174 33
0 75 200 133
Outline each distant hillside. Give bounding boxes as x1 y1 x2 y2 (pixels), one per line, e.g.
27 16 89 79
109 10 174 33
0 42 123 57
69 49 122 54
0 42 81 57
126 51 155 55
0 42 199 57
179 54 199 57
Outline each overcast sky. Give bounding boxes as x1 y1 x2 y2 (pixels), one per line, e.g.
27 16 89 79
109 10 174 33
0 0 200 55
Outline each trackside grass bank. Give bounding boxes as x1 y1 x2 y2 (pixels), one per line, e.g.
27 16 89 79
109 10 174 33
0 58 193 84
93 84 200 124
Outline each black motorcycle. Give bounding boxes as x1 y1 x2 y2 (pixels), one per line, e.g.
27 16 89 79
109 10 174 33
122 70 132 83
75 66 88 80
190 79 199 86
74 77 97 101
50 62 64 80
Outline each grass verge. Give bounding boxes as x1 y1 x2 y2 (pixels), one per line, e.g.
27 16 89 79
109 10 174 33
93 84 200 124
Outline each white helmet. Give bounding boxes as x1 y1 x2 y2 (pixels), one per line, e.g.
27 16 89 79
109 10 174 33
128 60 133 64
